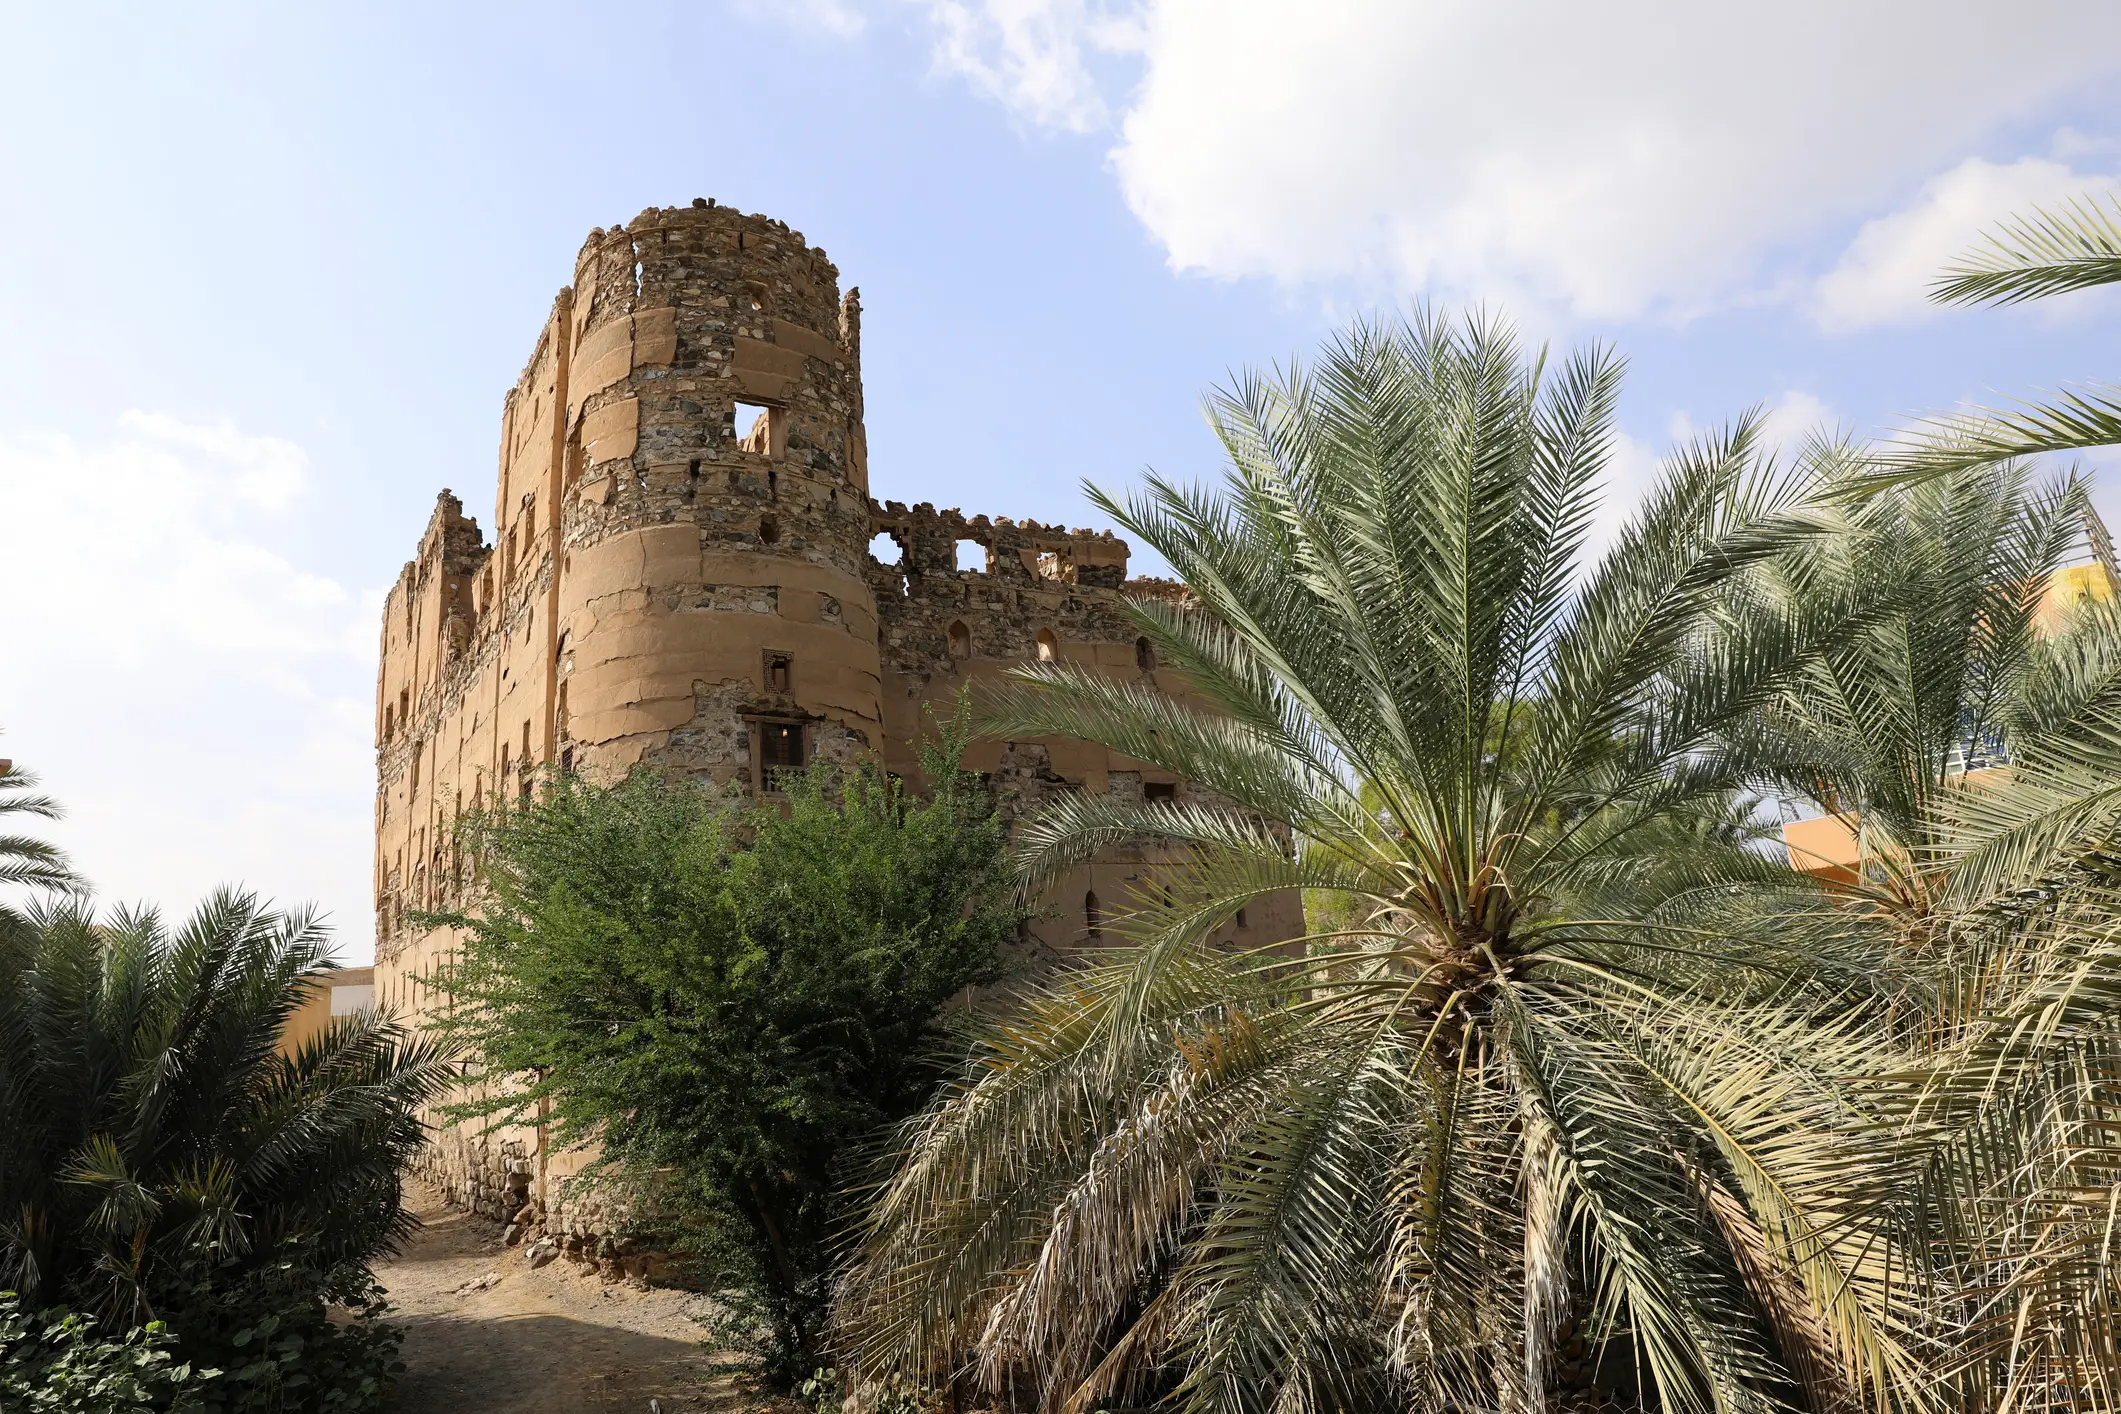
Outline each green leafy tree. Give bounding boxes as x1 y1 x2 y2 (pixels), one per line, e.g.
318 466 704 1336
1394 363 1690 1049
1708 452 2121 1401
0 890 455 1409
427 730 1025 1385
836 313 1936 1414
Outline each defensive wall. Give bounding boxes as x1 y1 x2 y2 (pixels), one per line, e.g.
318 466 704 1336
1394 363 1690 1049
372 201 1301 1263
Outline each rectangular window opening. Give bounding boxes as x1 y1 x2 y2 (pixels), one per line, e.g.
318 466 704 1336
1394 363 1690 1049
955 539 987 574
734 402 783 456
756 720 805 791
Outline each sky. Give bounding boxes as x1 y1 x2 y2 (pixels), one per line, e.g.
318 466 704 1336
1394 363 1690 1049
4 0 2121 964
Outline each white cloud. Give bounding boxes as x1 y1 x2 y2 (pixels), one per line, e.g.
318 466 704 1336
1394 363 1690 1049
1758 390 1840 453
912 0 2121 320
919 0 1137 132
0 414 378 961
1810 156 2111 331
1581 426 1660 571
738 0 869 39
1668 389 1840 457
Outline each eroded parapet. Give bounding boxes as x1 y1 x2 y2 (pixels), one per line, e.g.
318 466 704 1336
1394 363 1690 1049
867 500 1131 588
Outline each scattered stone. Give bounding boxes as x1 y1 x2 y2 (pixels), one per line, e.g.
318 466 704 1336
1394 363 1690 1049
502 1222 520 1245
526 1238 559 1270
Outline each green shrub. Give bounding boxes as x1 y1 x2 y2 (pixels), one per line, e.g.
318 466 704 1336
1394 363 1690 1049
0 1292 210 1413
156 1243 402 1413
427 718 1024 1384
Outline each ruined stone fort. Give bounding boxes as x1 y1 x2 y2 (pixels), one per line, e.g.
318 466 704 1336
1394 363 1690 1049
372 201 1300 1238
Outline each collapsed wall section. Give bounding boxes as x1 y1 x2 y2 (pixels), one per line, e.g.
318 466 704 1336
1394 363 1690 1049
862 500 1303 965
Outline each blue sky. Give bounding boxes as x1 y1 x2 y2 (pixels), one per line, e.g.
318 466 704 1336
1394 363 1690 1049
5 0 2121 961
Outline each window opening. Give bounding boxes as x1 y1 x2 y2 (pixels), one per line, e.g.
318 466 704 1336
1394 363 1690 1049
947 620 971 659
868 532 903 564
1144 781 1177 802
1236 906 1249 929
735 402 771 451
955 539 986 573
1136 636 1157 672
759 515 780 545
758 720 805 789
1036 628 1058 662
766 651 792 694
1085 890 1101 938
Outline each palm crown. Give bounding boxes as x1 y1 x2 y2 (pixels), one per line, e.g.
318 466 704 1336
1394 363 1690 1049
839 314 1925 1414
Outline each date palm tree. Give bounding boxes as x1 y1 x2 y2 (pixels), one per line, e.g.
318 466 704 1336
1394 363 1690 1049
1734 460 2117 949
0 887 456 1325
838 313 1932 1414
0 756 76 899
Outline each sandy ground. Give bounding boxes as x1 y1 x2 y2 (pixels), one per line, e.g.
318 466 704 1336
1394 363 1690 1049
377 1179 735 1414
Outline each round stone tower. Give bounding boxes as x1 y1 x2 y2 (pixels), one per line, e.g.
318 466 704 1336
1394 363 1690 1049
552 201 884 787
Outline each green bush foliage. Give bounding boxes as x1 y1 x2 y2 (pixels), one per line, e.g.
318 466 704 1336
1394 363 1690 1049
0 1293 208 1413
156 1244 403 1413
428 724 1024 1384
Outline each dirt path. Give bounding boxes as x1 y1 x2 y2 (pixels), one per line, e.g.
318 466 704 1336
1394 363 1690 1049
378 1179 732 1413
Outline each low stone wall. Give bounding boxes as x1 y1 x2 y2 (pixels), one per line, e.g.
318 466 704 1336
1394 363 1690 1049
413 1125 682 1284
413 1127 533 1223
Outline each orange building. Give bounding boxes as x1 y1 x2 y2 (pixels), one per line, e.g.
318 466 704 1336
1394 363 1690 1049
277 966 375 1056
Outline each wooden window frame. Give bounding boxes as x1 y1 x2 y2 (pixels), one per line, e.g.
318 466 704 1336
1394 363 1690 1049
748 715 808 796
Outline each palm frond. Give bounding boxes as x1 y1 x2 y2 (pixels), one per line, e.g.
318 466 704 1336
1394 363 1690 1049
1934 190 2121 307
